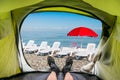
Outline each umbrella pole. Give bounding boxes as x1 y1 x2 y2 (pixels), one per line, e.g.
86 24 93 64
80 37 82 48
81 43 82 48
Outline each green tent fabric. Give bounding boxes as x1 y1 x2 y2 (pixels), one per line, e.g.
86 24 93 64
0 0 120 80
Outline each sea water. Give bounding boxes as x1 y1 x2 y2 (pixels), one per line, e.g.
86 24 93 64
21 28 101 48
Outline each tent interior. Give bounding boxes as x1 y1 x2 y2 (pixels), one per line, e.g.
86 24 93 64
0 0 120 80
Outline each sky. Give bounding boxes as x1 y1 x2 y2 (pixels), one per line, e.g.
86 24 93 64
21 12 102 32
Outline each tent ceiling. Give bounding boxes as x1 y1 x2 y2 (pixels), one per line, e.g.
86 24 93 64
0 0 120 17
84 0 120 16
0 0 44 12
35 7 94 18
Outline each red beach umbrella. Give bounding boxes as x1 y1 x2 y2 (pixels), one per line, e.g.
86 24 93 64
67 26 98 48
67 26 98 37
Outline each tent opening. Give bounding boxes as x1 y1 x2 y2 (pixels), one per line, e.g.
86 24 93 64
20 11 102 71
0 0 118 79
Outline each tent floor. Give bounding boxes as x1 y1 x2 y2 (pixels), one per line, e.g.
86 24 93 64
0 71 102 80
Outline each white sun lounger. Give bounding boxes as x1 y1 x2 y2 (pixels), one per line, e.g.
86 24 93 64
56 47 77 57
24 40 35 49
24 40 38 54
86 43 96 61
38 41 49 50
35 41 50 55
56 47 71 57
26 44 38 53
37 41 61 56
50 41 61 51
75 43 96 60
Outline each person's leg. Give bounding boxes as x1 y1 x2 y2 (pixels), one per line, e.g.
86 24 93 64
62 56 74 80
64 72 74 80
47 56 60 80
47 71 57 80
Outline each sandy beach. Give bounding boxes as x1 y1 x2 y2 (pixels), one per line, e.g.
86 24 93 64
24 53 89 72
